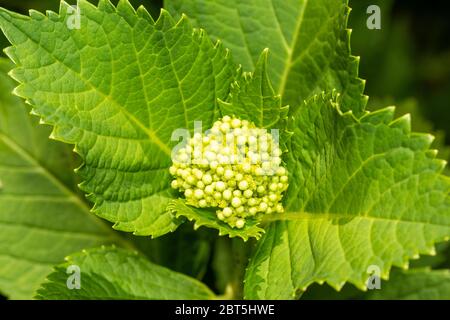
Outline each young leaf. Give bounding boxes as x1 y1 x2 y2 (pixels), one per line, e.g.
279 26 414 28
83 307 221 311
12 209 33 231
218 49 289 129
366 268 450 300
0 0 236 237
165 0 367 114
244 92 450 299
0 58 131 299
168 199 265 241
36 246 216 299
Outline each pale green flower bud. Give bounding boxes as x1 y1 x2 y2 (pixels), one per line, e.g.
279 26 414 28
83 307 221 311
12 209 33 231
194 189 204 199
216 181 226 191
223 189 232 200
231 197 242 208
204 185 214 195
238 180 249 190
259 202 268 212
202 174 213 185
169 115 289 229
223 207 233 217
184 189 193 198
243 189 253 198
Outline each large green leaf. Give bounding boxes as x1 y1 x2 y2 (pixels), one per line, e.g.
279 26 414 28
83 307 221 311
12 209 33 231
244 93 450 299
165 0 367 114
0 0 237 237
36 246 216 299
367 268 450 300
0 58 131 299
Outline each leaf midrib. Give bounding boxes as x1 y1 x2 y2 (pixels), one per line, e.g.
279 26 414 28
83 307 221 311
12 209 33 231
262 210 450 228
277 0 308 96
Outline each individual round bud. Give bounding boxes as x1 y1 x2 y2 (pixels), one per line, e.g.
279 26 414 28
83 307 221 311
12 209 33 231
204 185 214 195
171 180 179 189
231 118 241 128
169 166 177 175
216 166 225 176
186 175 196 185
233 190 242 197
196 181 205 189
269 183 278 192
276 167 286 176
238 180 249 190
223 189 232 200
259 202 268 212
184 189 193 198
248 135 257 145
194 189 204 199
210 161 219 170
223 207 233 217
231 197 242 208
235 218 245 229
242 163 251 173
216 181 226 191
193 169 203 180
224 169 234 180
227 180 237 188
220 122 230 133
202 174 213 185
199 199 207 208
243 189 253 198
269 193 278 202
204 151 216 162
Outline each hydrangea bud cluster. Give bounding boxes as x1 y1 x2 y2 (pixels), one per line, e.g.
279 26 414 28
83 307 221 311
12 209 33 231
169 116 288 229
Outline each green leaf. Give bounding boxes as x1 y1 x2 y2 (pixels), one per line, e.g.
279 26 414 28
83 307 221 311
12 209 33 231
218 49 289 129
367 268 450 300
0 58 131 299
244 92 450 299
0 0 237 237
36 246 216 299
168 199 264 241
165 0 367 114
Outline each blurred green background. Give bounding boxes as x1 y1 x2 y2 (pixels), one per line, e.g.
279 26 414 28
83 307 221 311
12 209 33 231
0 0 448 300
